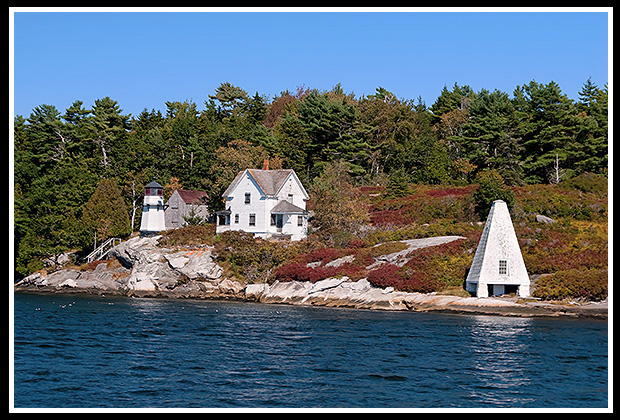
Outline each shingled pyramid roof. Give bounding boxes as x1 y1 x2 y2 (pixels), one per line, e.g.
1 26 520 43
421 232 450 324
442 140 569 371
466 200 530 293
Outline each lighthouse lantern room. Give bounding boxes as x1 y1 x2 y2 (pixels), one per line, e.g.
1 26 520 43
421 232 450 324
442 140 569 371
139 179 166 233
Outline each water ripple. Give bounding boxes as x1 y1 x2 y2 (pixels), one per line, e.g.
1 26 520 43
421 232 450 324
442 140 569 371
13 294 608 409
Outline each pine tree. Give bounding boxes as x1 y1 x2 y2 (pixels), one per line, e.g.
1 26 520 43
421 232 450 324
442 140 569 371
569 79 608 175
297 90 370 178
513 81 576 184
81 178 131 248
463 89 523 185
472 169 515 219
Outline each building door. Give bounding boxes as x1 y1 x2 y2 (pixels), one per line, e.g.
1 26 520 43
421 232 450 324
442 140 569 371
272 214 284 232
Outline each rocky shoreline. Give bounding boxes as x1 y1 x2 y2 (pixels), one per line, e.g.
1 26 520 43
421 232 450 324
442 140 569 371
14 235 608 319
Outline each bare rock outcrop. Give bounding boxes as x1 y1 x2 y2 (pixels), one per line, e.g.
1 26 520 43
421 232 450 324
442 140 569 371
14 235 606 319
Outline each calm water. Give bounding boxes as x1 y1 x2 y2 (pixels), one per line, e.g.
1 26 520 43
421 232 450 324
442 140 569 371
12 293 608 409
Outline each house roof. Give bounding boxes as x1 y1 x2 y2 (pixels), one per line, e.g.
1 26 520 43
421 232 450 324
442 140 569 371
271 200 307 214
247 169 293 196
222 168 308 199
177 189 209 205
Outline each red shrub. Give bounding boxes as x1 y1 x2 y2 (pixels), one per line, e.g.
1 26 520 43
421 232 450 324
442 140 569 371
371 209 414 226
367 262 441 293
359 186 384 194
304 248 344 264
274 262 339 283
367 264 403 289
399 272 441 294
347 238 365 249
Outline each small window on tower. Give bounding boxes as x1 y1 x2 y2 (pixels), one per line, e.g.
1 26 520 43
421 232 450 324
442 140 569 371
499 260 507 275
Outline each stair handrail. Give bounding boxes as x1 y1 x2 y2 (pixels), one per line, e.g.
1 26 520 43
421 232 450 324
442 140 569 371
86 237 121 263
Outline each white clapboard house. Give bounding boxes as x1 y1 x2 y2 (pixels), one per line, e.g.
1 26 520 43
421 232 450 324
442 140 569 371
216 162 309 241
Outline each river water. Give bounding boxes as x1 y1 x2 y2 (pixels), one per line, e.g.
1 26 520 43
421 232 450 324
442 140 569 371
12 293 608 409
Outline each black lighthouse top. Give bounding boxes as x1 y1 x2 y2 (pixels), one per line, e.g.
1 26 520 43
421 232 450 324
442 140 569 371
145 179 164 196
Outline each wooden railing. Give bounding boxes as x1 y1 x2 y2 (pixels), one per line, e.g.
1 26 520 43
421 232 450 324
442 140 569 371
86 238 121 263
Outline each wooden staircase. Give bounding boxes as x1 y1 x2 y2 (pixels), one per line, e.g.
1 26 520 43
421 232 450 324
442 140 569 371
86 238 121 263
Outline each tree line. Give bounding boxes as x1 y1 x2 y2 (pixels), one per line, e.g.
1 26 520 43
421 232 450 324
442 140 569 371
13 79 608 276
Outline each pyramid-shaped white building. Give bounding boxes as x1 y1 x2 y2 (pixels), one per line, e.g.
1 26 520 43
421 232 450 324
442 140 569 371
465 200 530 297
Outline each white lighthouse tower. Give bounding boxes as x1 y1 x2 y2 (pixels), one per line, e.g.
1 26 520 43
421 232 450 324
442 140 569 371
465 200 530 298
139 179 166 234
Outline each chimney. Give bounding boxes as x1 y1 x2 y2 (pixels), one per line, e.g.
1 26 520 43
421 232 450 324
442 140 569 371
262 159 269 170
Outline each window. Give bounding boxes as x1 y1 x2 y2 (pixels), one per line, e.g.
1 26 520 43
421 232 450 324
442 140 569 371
499 260 507 275
234 214 239 224
244 192 251 204
249 214 256 226
298 215 303 226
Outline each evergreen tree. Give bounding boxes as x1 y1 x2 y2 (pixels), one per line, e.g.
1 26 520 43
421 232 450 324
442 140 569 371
513 81 576 184
472 169 515 219
272 112 311 181
463 89 523 185
569 79 608 175
89 97 131 174
358 87 420 178
208 82 249 119
22 104 64 175
297 89 369 178
385 168 411 199
81 178 132 248
62 101 96 164
430 82 475 120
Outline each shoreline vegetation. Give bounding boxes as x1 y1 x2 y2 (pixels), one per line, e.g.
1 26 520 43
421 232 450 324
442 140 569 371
14 82 608 315
15 182 609 319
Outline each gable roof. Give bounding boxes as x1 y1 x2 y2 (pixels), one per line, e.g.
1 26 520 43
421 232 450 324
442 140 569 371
247 169 293 196
222 168 308 199
177 189 209 205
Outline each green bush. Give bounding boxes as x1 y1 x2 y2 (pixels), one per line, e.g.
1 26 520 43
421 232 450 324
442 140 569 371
513 183 607 222
213 230 306 283
158 224 216 247
559 172 607 195
533 268 608 301
472 169 515 219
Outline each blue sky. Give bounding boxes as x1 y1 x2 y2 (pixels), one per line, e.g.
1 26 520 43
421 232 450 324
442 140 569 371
11 9 610 119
